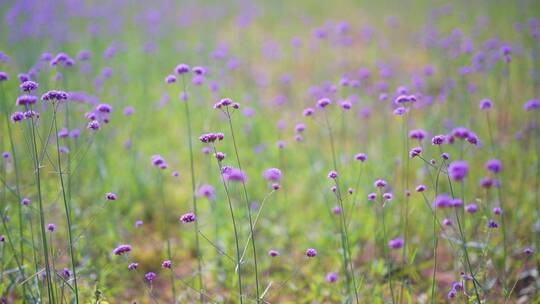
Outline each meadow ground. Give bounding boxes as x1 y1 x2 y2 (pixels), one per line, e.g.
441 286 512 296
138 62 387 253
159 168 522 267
1 0 540 303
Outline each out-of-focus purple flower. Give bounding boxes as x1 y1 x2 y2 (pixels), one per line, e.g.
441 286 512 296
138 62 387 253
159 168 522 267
222 167 247 182
409 129 427 141
374 179 387 188
303 108 314 116
306 248 317 257
409 147 422 158
317 98 331 109
87 120 100 130
388 237 404 249
326 272 338 283
466 204 478 213
368 193 377 201
20 81 38 92
485 159 502 174
47 223 56 232
180 212 196 223
162 260 172 269
268 249 280 257
128 262 138 271
165 74 177 84
488 219 498 228
0 71 8 81
479 99 493 110
16 95 37 106
416 185 426 192
175 64 190 74
144 272 156 282
263 168 282 182
106 192 117 201
62 268 71 278
327 171 338 179
448 161 469 181
198 184 216 200
492 207 502 215
113 244 132 255
524 99 540 111
41 90 68 101
354 153 367 162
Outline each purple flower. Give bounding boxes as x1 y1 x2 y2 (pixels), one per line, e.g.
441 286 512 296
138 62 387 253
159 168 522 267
409 147 422 158
162 260 172 269
332 206 342 214
16 95 38 106
368 193 377 201
383 192 393 201
393 107 408 115
303 108 314 116
374 179 387 188
21 198 30 206
492 207 502 215
443 218 452 226
524 99 540 111
151 154 165 166
96 103 112 113
388 237 404 249
488 219 499 228
11 112 25 122
433 194 452 208
47 223 56 232
340 100 352 110
41 90 68 101
263 168 282 182
128 262 138 271
485 159 502 174
409 129 427 141
316 98 331 108
113 244 132 255
199 132 225 143
175 64 190 74
106 192 117 201
70 129 80 138
326 272 338 283
180 212 196 223
135 220 144 227
144 272 157 282
87 120 100 130
0 71 8 81
415 185 426 192
193 66 206 75
465 204 478 213
2 152 10 159
431 135 445 145
479 99 493 110
268 249 280 257
524 247 534 255
327 170 338 179
198 184 216 200
294 123 305 133
354 153 367 162
165 74 177 84
306 248 317 257
448 161 469 181
62 268 71 278
222 167 247 182
214 152 226 161
20 81 39 92
123 106 134 116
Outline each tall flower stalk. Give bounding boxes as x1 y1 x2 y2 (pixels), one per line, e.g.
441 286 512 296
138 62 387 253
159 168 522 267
52 99 79 303
178 68 204 302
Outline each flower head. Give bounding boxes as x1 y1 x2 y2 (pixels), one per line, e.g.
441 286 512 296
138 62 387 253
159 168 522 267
448 161 469 181
113 244 132 255
180 212 196 223
306 248 317 257
263 168 282 182
388 237 404 249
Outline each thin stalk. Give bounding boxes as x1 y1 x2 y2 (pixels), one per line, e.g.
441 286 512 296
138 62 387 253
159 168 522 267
323 110 359 303
224 107 260 302
52 102 79 303
211 145 243 303
28 104 55 304
181 75 204 302
380 190 396 304
157 171 176 302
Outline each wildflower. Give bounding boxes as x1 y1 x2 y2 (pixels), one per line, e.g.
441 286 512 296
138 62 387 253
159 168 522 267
272 183 280 190
332 206 342 214
431 135 445 145
488 219 499 228
222 167 247 182
11 112 25 122
393 107 407 115
165 74 177 84
199 132 224 143
492 207 502 215
409 147 422 158
113 244 132 255
479 99 492 110
144 272 157 282
21 198 30 206
198 185 216 200
524 99 540 111
20 81 39 92
123 106 134 116
62 268 71 278
261 168 282 182
383 192 393 201
47 224 56 232
135 220 143 227
151 154 165 166
354 153 367 162
106 192 117 200
87 120 100 130
268 250 280 257
448 161 469 181
409 129 427 141
16 95 38 106
306 248 318 257
316 98 331 108
175 64 190 74
0 235 4 242
41 90 68 101
524 247 534 255
96 103 112 113
193 66 205 75
162 260 172 269
327 171 338 179
303 107 314 116
326 272 338 283
70 129 80 138
128 262 138 271
294 123 305 133
443 218 452 226
485 159 502 174
368 193 377 201
214 152 226 161
374 179 387 188
58 128 69 138
2 152 9 159
415 185 426 192
180 212 196 223
465 204 478 213
388 237 404 249
340 100 352 110
433 194 452 208
0 71 8 81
